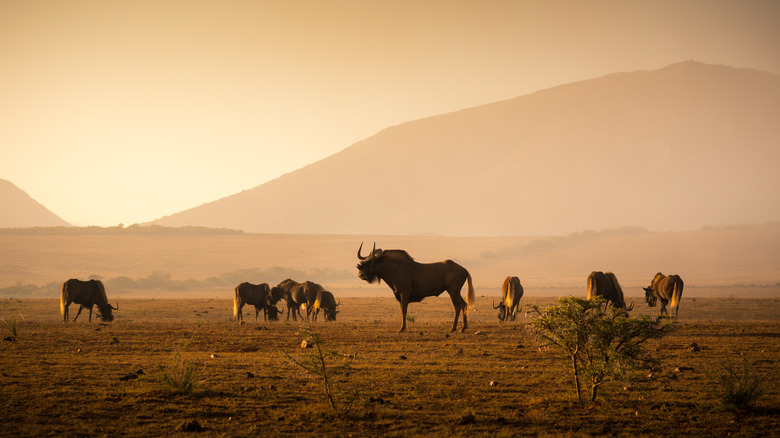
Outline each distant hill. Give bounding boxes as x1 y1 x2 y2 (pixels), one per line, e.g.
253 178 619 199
0 179 70 228
153 62 780 235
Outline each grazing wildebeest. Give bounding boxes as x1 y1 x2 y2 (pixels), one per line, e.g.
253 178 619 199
315 290 340 321
356 242 474 333
493 276 524 322
587 271 633 311
233 282 275 323
272 279 322 321
643 273 684 317
60 279 118 322
266 303 284 321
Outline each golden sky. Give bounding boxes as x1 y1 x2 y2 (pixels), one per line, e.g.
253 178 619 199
1 0 779 226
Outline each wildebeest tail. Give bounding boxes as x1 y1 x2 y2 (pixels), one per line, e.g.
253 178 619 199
60 281 68 318
466 273 475 313
672 275 684 316
586 272 596 300
233 286 242 319
313 285 322 313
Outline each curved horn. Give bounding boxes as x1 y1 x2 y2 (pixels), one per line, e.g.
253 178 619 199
357 242 367 260
627 301 634 311
336 299 340 307
110 301 119 310
493 299 501 309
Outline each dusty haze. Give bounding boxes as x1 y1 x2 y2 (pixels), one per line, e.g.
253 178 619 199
2 224 778 300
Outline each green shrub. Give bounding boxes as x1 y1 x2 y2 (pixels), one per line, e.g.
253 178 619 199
713 360 765 409
158 341 202 394
527 297 674 402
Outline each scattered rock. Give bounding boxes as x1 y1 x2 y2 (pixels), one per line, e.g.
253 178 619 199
3 336 14 342
668 373 678 380
474 331 484 335
246 371 255 379
210 354 218 358
119 369 144 381
457 347 464 354
301 340 311 349
108 336 119 345
176 420 205 432
489 381 498 387
674 366 695 372
689 342 701 352
457 414 476 425
399 355 407 360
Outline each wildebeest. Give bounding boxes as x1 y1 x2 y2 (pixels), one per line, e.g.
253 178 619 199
271 279 323 321
493 276 524 322
587 271 634 311
266 303 284 321
356 242 474 333
314 290 340 321
271 279 303 320
60 279 118 322
643 273 684 317
233 282 279 323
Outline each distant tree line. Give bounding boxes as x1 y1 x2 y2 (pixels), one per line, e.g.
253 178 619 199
0 266 353 297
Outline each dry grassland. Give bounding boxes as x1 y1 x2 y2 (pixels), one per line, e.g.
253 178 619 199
1 296 778 437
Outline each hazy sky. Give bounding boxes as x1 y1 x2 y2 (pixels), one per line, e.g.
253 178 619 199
2 0 779 226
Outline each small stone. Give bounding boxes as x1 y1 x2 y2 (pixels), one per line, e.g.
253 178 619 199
458 414 476 425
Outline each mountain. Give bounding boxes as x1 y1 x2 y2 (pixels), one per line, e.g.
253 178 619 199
0 179 70 228
153 62 780 235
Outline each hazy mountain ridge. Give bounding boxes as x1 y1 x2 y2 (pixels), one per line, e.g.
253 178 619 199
151 62 780 235
0 179 70 228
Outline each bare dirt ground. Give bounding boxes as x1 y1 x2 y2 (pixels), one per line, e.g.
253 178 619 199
1 296 778 437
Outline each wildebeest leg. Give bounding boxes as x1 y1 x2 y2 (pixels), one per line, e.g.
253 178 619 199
73 305 84 322
88 305 93 322
398 295 409 333
63 303 69 322
448 292 467 332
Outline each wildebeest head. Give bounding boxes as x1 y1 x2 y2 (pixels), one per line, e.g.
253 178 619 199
323 299 340 321
356 242 384 284
493 300 507 321
269 286 285 305
644 287 658 307
96 301 119 322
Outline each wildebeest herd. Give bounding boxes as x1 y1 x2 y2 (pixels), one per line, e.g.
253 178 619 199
59 242 684 329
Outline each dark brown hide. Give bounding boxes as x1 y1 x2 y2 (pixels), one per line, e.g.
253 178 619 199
357 243 474 332
587 271 633 310
315 290 339 321
233 282 271 322
644 273 684 317
495 276 523 322
60 279 117 322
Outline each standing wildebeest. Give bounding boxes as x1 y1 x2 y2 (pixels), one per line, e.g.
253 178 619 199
644 273 684 317
587 271 634 311
493 276 524 322
271 279 301 320
233 282 279 323
271 279 322 321
356 242 474 333
314 290 340 321
60 279 118 322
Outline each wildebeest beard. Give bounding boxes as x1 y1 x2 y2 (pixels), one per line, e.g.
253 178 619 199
96 306 114 322
356 260 381 284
